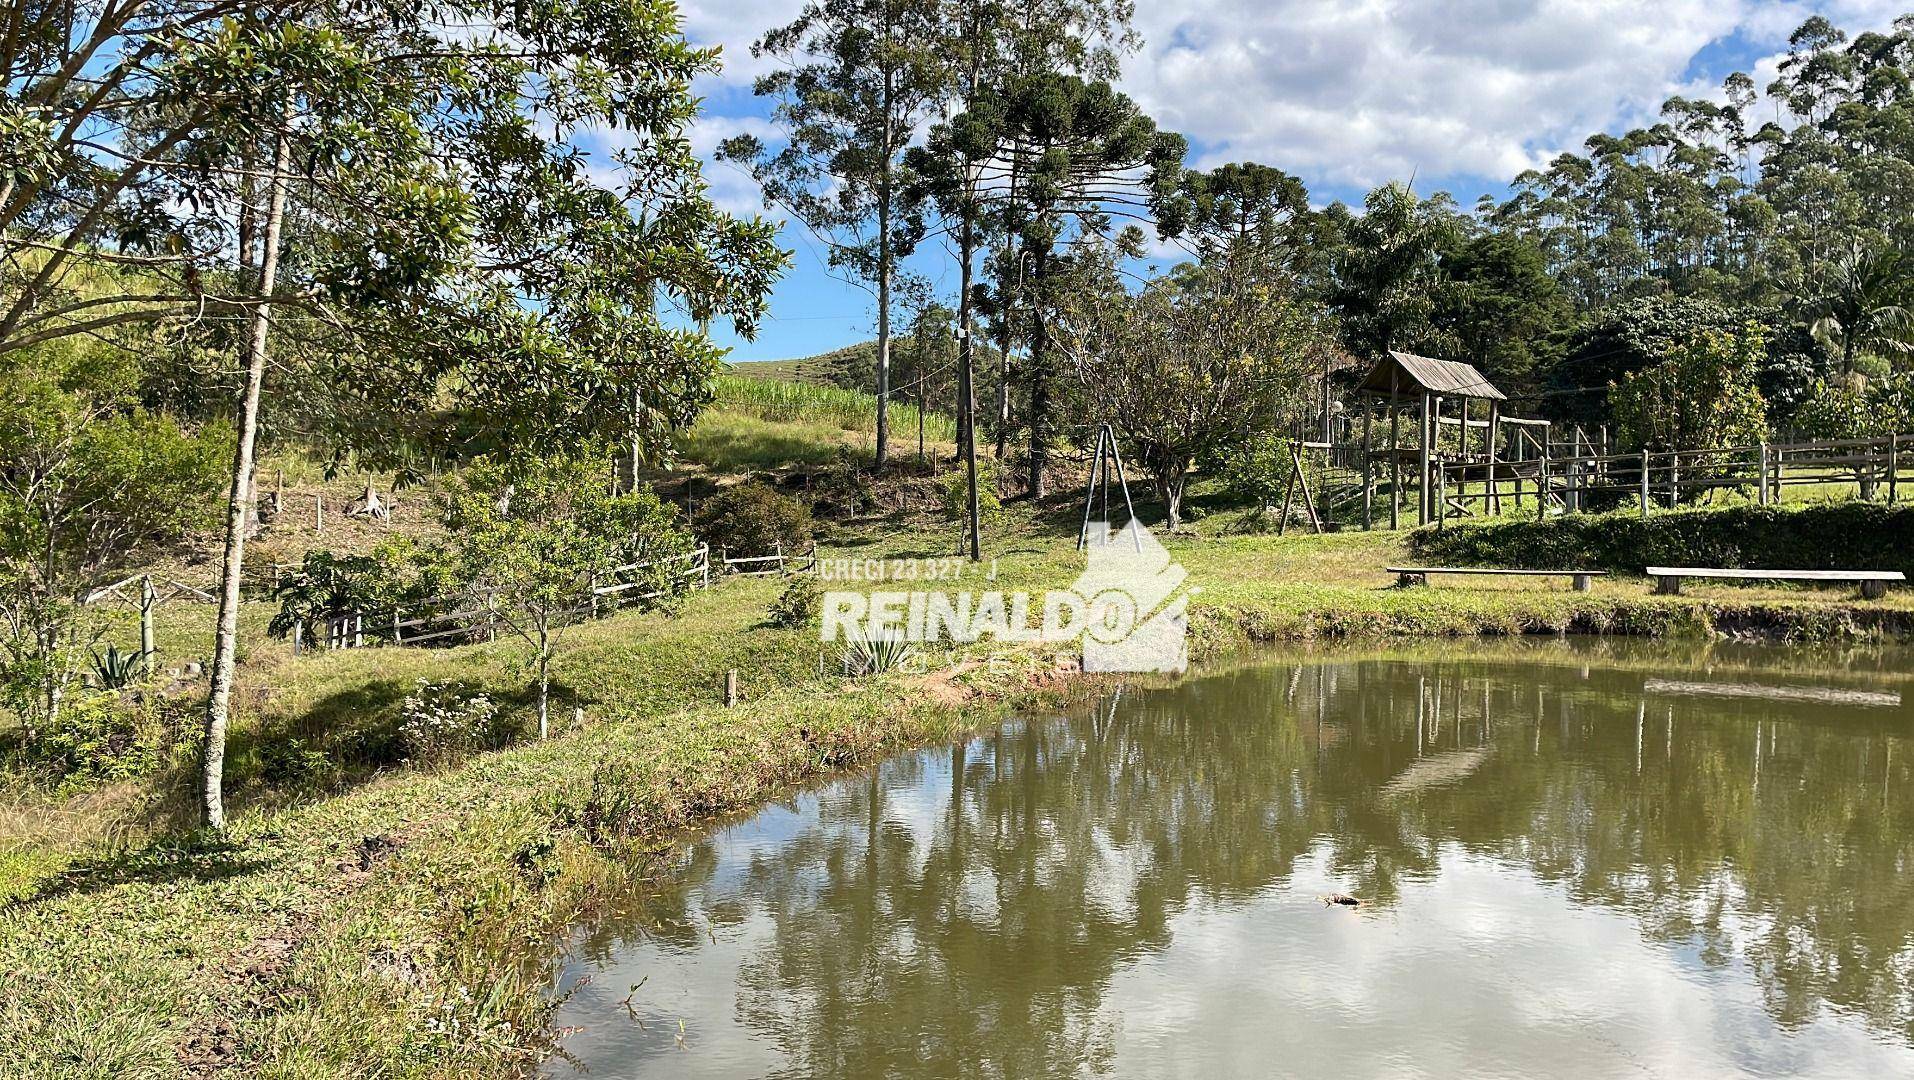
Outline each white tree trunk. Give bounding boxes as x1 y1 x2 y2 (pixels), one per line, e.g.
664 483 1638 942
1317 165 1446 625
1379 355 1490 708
201 124 291 830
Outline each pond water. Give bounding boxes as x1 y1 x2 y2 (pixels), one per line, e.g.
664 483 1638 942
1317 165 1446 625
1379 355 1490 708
547 641 1914 1079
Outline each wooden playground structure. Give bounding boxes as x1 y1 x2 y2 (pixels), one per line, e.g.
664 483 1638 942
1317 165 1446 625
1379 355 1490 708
1300 351 1911 531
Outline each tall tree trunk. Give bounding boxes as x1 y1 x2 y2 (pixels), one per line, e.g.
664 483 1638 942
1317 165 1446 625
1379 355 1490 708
995 307 1012 461
537 618 551 740
1026 247 1049 499
201 123 291 830
873 64 895 469
959 213 982 561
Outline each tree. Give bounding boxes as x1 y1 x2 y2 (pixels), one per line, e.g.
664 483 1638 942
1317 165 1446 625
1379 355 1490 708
0 340 226 735
983 73 1186 496
440 456 693 740
1331 183 1460 361
1179 162 1310 265
1609 322 1769 457
1808 244 1914 374
1054 243 1329 528
720 0 952 468
170 4 782 829
1431 230 1570 396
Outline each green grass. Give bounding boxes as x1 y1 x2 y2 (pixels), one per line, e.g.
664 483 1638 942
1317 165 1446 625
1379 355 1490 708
8 495 1914 1077
711 374 956 444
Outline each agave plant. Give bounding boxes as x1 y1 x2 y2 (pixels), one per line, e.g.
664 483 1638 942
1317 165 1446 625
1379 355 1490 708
839 629 914 678
91 644 147 690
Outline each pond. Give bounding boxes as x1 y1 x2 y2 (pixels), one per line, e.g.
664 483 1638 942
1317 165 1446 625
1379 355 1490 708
547 640 1914 1079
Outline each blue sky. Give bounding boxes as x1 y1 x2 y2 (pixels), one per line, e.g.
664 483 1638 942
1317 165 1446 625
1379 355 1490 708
657 1 1909 362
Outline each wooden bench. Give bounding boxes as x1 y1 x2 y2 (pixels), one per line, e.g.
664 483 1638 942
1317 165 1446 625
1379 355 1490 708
1386 566 1606 592
1646 567 1906 600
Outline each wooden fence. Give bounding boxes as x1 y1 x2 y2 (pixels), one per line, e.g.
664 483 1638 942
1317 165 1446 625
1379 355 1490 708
1426 433 1907 526
293 541 818 654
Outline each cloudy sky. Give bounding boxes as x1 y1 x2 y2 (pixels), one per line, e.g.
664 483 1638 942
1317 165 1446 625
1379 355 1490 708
659 1 1910 361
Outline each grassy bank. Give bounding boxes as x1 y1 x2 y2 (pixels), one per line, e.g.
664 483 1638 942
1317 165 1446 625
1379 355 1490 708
6 503 1914 1076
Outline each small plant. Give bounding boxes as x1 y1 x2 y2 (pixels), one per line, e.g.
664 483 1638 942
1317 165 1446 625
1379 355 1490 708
89 643 146 690
769 575 823 629
397 679 504 764
839 629 913 678
816 446 875 515
257 737 341 791
937 457 1004 545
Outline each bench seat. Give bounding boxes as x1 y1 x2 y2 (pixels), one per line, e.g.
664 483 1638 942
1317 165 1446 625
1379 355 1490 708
1386 567 1606 592
1644 566 1906 599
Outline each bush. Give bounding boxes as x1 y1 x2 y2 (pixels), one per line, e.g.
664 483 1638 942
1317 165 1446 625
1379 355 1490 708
937 457 1004 534
768 575 822 629
1410 503 1914 576
696 480 814 558
15 692 183 788
397 680 505 765
815 446 874 516
257 737 341 791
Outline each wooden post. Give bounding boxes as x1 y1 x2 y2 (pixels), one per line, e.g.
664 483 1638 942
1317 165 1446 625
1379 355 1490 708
1890 435 1899 504
1487 400 1501 515
1291 443 1324 535
1362 403 1374 530
1639 450 1650 517
314 493 324 534
1437 461 1448 531
1758 443 1770 505
723 669 739 707
1539 426 1551 521
1389 400 1402 530
1418 393 1433 526
139 575 157 670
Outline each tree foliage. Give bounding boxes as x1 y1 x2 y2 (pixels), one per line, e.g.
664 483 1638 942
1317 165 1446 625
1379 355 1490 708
1055 243 1331 527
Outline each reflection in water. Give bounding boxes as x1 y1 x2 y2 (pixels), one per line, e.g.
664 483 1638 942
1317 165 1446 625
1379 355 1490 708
549 642 1914 1079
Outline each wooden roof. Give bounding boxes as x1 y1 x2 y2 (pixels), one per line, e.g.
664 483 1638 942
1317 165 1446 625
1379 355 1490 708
1358 351 1506 401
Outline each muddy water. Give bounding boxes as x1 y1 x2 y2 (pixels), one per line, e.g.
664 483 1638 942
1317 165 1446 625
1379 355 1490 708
548 641 1914 1078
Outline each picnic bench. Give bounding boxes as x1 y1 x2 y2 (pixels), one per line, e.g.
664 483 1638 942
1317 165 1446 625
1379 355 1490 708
1386 566 1606 592
1645 567 1906 600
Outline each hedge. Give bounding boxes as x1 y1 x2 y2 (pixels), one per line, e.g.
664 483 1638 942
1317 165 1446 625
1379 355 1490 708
1408 503 1914 576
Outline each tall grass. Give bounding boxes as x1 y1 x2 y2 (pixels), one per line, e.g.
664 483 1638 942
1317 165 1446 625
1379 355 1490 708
713 374 957 443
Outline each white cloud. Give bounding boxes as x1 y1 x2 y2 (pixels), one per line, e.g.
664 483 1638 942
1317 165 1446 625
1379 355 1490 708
682 3 1906 213
1118 2 1914 196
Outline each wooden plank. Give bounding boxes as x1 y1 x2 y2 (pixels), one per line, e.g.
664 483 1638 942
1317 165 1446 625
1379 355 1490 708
1644 567 1905 581
1387 567 1607 577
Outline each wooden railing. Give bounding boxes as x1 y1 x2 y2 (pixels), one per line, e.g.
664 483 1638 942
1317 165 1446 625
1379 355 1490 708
1428 434 1907 525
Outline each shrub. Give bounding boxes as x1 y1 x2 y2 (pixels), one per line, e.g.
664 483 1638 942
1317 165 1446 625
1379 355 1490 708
768 575 822 629
937 457 1004 535
1410 503 1914 576
397 680 505 764
257 737 341 791
815 446 874 516
696 480 814 558
839 630 913 677
16 692 182 787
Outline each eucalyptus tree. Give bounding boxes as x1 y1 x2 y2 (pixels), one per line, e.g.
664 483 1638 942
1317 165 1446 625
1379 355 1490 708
719 0 953 467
